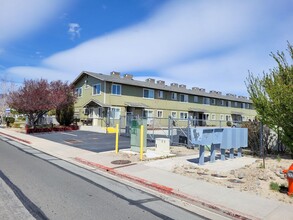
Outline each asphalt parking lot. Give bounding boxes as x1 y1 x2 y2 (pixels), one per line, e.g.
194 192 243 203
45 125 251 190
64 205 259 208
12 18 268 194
31 130 153 153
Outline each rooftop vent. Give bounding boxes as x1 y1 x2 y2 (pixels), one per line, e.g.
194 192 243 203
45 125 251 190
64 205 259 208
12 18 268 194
123 74 133 80
145 78 155 83
226 93 237 97
157 80 165 85
238 96 247 99
210 90 222 95
179 84 186 89
199 88 206 92
110 71 120 77
192 87 200 91
170 83 178 87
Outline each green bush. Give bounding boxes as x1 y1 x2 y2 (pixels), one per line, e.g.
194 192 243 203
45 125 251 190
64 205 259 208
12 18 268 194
269 182 280 191
5 117 15 124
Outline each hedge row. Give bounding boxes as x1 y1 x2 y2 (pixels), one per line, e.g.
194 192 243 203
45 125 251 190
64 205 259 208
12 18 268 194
25 124 79 134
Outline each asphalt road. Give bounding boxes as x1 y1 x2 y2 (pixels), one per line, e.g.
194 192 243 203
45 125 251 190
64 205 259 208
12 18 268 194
0 138 205 219
31 130 153 153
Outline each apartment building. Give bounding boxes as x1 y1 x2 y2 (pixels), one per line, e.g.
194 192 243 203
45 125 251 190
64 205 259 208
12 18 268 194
72 71 256 127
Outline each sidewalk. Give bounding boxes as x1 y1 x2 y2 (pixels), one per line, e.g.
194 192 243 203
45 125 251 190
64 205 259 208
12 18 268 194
0 128 292 220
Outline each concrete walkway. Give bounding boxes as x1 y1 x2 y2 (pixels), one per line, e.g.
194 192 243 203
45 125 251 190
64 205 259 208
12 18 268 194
0 128 292 220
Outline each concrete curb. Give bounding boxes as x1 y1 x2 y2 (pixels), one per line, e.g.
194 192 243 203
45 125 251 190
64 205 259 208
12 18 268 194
74 157 257 220
0 131 31 144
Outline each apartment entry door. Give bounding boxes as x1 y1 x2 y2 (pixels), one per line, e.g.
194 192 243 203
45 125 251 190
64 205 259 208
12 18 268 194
189 111 204 126
143 109 154 126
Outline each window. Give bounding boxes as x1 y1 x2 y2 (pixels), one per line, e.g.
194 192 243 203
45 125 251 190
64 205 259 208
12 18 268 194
211 114 216 120
171 92 177 100
220 114 224 121
143 88 154 99
157 110 163 118
179 94 188 102
85 80 89 89
226 115 231 121
171 111 177 119
234 102 238 107
203 97 210 105
220 100 224 106
143 110 154 118
211 99 216 105
111 84 121 95
226 101 231 107
110 107 121 119
194 96 199 103
241 103 246 109
92 83 101 95
158 90 164 99
179 112 188 119
75 87 82 97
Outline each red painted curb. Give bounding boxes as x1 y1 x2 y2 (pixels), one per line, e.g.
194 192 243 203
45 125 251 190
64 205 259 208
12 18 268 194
74 157 173 194
74 157 256 220
0 131 31 144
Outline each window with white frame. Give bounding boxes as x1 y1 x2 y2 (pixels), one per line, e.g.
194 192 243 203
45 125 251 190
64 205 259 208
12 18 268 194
143 88 154 99
143 109 154 118
158 90 164 99
241 103 246 109
92 83 101 95
220 114 224 121
194 96 199 103
220 100 224 106
203 97 210 105
171 111 177 119
111 84 121 95
110 107 121 119
211 98 216 105
75 87 82 97
226 115 231 121
211 114 216 120
171 92 177 100
179 94 188 102
157 110 163 118
179 112 188 119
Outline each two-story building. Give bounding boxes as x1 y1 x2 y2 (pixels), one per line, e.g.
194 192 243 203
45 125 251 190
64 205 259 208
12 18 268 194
72 71 256 128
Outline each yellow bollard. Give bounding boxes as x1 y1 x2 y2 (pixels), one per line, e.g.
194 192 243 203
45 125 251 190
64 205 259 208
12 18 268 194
115 124 119 154
140 125 144 161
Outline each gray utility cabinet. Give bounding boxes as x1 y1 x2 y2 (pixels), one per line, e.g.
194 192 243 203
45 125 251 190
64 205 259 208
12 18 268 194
190 127 248 165
130 119 147 153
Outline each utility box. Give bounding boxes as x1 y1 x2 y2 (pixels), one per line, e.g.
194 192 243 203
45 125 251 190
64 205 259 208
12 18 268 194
155 138 170 154
130 119 147 153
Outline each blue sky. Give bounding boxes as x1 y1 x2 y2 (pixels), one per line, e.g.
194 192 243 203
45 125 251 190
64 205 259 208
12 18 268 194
1 0 293 96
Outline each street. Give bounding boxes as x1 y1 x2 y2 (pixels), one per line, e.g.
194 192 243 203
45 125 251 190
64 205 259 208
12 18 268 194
0 139 204 219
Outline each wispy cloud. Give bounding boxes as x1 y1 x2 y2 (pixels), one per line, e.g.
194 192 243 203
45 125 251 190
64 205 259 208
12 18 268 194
5 0 293 95
0 0 67 47
68 23 81 40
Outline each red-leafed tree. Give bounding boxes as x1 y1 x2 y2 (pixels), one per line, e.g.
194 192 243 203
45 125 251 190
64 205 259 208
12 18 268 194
7 79 76 127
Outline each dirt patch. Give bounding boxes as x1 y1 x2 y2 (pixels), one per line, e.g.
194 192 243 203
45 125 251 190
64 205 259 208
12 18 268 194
117 146 292 204
171 147 293 205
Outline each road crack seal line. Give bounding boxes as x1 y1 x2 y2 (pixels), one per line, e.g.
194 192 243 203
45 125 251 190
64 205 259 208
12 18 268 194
0 170 48 220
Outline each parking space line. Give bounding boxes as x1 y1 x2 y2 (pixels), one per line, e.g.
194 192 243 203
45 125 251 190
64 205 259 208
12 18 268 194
60 132 78 137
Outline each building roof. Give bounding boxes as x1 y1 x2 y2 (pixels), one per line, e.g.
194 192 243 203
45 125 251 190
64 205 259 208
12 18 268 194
72 71 252 103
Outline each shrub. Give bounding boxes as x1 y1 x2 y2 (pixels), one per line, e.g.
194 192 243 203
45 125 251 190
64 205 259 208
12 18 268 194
270 182 280 191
